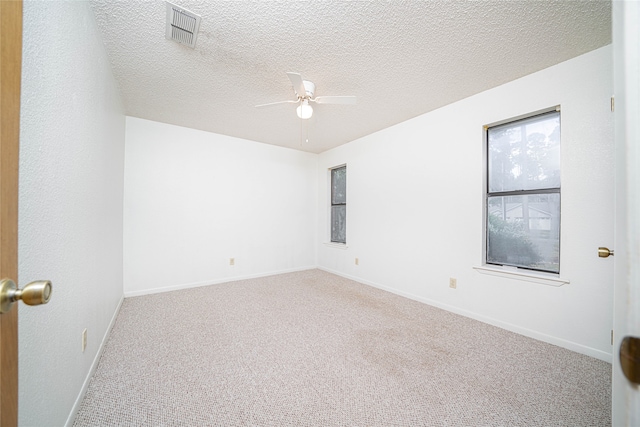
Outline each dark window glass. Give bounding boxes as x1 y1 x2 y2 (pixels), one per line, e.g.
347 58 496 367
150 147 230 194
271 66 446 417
331 166 346 243
487 111 560 273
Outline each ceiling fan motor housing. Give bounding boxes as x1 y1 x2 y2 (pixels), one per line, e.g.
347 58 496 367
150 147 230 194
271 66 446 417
302 80 315 98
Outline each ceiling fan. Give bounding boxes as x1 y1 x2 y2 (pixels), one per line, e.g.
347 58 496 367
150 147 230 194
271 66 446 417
255 72 356 119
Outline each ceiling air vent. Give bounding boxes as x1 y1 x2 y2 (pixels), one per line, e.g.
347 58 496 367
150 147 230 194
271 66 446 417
165 2 201 49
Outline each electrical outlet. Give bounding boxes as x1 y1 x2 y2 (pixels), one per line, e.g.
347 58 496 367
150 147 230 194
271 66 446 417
449 278 457 289
229 258 235 266
355 257 359 265
82 328 87 352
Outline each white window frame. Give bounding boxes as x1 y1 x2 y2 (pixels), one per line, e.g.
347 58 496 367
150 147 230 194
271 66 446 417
482 107 563 277
328 164 346 245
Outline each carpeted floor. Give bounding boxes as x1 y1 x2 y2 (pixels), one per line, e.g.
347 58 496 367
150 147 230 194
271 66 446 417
73 269 611 426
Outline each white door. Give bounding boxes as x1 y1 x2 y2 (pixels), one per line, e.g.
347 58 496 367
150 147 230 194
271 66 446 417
612 1 640 425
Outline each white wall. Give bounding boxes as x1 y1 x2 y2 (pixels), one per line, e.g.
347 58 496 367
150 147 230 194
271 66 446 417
19 2 125 426
317 45 614 361
123 118 317 296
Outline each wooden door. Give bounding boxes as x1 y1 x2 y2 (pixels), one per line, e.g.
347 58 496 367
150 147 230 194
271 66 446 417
0 0 22 425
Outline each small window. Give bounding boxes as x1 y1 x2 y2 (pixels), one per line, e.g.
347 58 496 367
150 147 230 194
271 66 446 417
330 166 346 243
486 110 560 273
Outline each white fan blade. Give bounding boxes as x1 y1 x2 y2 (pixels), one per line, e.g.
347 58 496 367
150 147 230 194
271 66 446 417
255 100 298 108
286 72 306 98
313 96 357 105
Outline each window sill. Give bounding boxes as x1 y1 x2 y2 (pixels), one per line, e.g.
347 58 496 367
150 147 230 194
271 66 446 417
473 265 569 287
323 242 349 250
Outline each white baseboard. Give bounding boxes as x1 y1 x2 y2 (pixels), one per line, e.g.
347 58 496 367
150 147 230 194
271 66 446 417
124 265 318 298
318 266 612 363
65 295 124 427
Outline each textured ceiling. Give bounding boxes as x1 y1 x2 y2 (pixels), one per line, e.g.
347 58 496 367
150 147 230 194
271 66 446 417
90 0 611 153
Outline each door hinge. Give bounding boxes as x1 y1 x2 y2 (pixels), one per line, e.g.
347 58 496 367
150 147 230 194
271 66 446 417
611 96 615 112
611 329 614 345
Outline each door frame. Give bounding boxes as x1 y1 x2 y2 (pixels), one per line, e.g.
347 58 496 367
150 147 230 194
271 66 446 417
612 1 640 425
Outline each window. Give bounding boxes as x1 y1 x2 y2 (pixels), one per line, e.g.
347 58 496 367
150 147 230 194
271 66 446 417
486 110 560 273
330 166 346 243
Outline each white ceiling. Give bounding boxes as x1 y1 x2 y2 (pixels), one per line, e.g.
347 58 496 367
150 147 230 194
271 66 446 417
90 0 611 154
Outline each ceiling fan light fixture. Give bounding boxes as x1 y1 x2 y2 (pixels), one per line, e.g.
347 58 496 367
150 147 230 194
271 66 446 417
296 100 313 119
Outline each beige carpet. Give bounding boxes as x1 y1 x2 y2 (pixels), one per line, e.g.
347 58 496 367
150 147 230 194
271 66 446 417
73 269 611 426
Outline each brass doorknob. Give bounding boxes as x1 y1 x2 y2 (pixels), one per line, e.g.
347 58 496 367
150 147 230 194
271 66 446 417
0 278 52 314
620 336 640 385
598 247 614 258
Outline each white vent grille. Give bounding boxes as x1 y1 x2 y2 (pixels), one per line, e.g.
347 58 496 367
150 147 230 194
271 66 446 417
165 2 201 49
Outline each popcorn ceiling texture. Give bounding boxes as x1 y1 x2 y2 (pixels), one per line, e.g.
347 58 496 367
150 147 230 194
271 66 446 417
89 0 611 153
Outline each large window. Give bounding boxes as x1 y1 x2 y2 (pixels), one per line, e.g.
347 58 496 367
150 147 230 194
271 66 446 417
486 110 560 273
331 166 346 243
